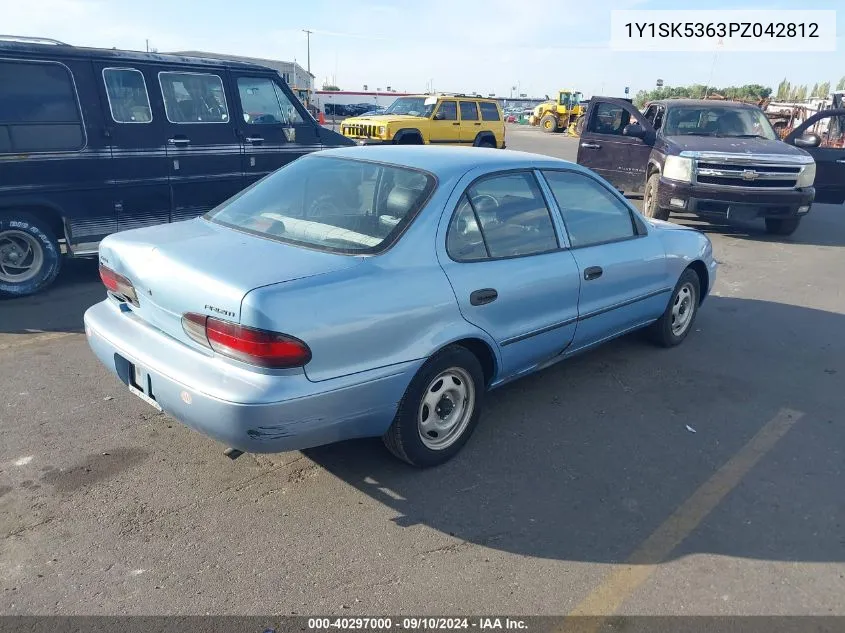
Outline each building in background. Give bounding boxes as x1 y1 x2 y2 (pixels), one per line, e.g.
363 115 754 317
170 51 314 105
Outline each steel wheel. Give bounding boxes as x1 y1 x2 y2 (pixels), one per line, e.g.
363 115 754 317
0 229 44 284
417 367 476 451
671 282 696 336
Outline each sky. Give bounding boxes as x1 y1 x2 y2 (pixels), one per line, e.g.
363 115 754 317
4 0 844 99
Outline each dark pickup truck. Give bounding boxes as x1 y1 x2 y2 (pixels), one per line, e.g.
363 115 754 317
576 97 845 235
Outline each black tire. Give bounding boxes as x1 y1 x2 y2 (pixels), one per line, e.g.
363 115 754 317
477 137 496 148
383 345 485 468
0 211 62 298
643 173 670 221
765 217 801 236
539 114 558 134
648 268 701 348
395 132 423 145
574 114 586 136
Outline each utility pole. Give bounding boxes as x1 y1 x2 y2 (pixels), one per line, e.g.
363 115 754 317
302 29 312 76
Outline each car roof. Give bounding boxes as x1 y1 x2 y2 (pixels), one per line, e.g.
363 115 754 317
651 99 761 109
313 145 579 178
0 41 270 72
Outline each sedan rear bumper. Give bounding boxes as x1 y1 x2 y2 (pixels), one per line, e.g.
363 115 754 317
84 300 418 454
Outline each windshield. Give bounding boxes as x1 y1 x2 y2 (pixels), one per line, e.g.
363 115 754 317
383 97 434 117
663 105 778 139
205 156 435 254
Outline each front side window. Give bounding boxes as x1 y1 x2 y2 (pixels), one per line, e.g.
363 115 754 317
435 101 457 121
542 170 636 248
159 72 229 123
103 68 152 123
238 77 284 125
206 156 435 254
479 102 501 121
446 172 559 260
0 60 84 152
588 102 631 136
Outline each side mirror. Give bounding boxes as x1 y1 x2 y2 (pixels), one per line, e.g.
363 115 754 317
623 123 647 139
793 133 821 148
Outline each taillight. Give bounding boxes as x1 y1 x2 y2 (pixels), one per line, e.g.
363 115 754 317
99 264 139 306
181 312 311 369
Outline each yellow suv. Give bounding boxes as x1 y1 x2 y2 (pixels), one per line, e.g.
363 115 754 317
340 94 506 148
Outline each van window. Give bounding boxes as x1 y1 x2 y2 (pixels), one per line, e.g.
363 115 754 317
103 68 152 123
237 77 303 125
158 72 229 124
0 60 84 153
479 102 501 121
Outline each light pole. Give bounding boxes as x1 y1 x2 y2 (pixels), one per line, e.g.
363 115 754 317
302 29 312 76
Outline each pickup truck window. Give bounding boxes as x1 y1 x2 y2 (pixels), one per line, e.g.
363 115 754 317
663 105 777 140
542 170 636 248
588 102 631 136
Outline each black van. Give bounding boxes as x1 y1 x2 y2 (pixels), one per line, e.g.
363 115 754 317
0 36 353 297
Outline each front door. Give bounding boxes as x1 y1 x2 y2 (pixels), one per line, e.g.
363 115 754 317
577 97 655 194
95 64 171 233
539 168 669 352
785 109 845 205
231 73 321 187
157 68 244 222
437 169 582 380
429 99 461 145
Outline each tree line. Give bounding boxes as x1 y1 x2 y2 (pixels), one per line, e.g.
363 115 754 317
634 76 845 107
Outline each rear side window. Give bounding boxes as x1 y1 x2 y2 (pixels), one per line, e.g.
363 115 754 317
0 60 84 153
446 172 559 260
479 102 501 121
206 155 435 255
158 72 229 123
459 101 479 120
103 68 152 123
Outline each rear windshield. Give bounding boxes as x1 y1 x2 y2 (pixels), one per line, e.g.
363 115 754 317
205 155 436 254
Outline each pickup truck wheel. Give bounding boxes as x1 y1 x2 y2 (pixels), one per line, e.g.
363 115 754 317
540 114 558 133
383 345 485 468
643 173 670 221
0 211 62 298
765 217 801 236
648 268 700 348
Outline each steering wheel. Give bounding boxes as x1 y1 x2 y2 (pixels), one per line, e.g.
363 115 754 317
308 197 339 217
471 194 499 212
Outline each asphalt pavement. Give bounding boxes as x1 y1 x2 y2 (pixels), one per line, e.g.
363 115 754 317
1 126 844 618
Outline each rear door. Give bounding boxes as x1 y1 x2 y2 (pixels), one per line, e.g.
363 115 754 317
429 99 460 144
459 100 481 144
577 97 655 194
784 108 845 205
157 67 243 222
96 63 171 232
230 72 321 187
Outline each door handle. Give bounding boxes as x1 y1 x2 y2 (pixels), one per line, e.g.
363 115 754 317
836 159 845 164
584 266 603 281
474 122 481 126
452 122 460 126
167 137 190 146
470 288 498 306
244 136 264 144
580 142 601 149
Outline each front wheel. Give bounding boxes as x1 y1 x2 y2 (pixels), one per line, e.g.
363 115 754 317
540 114 558 134
0 211 62 298
648 268 701 348
383 345 485 467
765 217 801 236
643 173 670 221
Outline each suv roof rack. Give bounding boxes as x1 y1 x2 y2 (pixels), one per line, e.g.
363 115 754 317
0 35 70 46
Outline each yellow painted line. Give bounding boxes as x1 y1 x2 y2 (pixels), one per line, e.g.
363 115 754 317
0 331 79 352
559 408 803 633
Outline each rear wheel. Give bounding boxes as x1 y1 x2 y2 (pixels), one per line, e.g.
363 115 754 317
478 137 496 148
643 173 670 221
765 217 801 236
0 211 61 298
383 345 485 468
540 114 558 134
574 114 586 136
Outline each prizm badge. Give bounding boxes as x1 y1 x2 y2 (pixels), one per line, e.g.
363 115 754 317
205 305 236 318
741 170 760 181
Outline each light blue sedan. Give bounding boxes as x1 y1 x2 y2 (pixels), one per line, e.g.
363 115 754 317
84 146 717 467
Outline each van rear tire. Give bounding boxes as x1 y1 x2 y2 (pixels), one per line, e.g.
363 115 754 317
0 211 62 298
